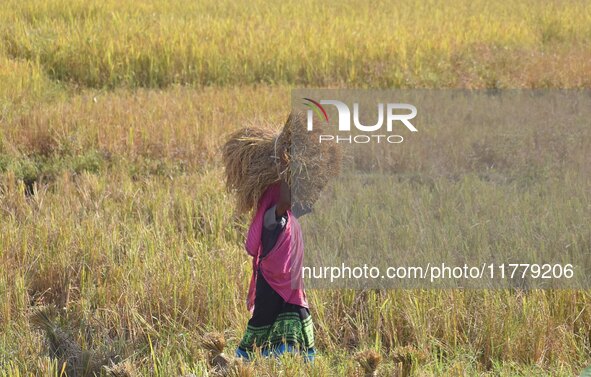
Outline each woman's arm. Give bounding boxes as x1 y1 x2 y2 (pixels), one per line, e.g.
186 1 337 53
275 179 291 217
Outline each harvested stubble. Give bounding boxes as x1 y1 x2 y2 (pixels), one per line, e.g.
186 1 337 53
222 111 341 213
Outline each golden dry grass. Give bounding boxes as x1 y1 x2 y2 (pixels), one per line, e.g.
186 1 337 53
1 0 591 376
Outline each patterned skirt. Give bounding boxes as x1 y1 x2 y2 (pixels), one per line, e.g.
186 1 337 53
236 272 315 360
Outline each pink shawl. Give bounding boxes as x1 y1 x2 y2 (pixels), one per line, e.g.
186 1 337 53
245 183 308 312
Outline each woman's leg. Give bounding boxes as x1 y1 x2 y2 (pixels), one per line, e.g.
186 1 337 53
266 305 316 361
236 273 284 360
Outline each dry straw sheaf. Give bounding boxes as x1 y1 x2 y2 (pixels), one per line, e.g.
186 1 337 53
222 111 341 213
201 332 254 377
30 306 116 377
355 349 382 377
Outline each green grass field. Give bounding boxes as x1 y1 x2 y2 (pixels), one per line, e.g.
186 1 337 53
1 1 591 376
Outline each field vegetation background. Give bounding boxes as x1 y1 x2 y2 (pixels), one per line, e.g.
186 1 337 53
1 0 591 376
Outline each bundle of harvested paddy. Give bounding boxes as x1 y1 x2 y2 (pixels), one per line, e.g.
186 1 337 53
30 306 112 377
201 332 253 377
222 111 341 213
202 332 231 370
355 349 382 377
